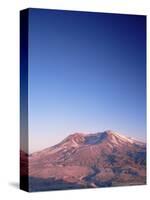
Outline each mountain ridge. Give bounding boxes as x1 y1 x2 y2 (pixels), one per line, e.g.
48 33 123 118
20 130 146 191
30 130 146 156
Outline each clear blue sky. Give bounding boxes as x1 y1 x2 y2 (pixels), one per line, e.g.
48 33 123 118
28 9 146 153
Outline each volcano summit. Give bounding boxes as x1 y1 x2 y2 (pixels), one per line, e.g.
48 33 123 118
21 130 147 191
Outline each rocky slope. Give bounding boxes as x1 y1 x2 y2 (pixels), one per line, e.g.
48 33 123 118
22 130 146 191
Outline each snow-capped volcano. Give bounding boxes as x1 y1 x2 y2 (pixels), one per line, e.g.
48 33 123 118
55 130 145 147
21 130 146 191
30 130 145 158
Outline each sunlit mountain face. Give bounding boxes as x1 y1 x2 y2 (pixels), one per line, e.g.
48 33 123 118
21 131 146 192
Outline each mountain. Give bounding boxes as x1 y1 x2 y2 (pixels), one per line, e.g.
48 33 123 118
26 131 146 191
20 150 28 177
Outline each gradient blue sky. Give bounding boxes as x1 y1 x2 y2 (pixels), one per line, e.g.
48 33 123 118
28 9 146 153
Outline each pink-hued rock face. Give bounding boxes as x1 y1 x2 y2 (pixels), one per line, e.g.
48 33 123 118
21 131 146 191
20 150 28 177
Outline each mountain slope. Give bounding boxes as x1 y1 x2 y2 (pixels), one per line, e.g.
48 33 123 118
28 130 146 191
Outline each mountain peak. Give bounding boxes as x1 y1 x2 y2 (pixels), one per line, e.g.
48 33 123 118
60 130 145 148
61 132 85 146
69 132 85 137
29 130 146 191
